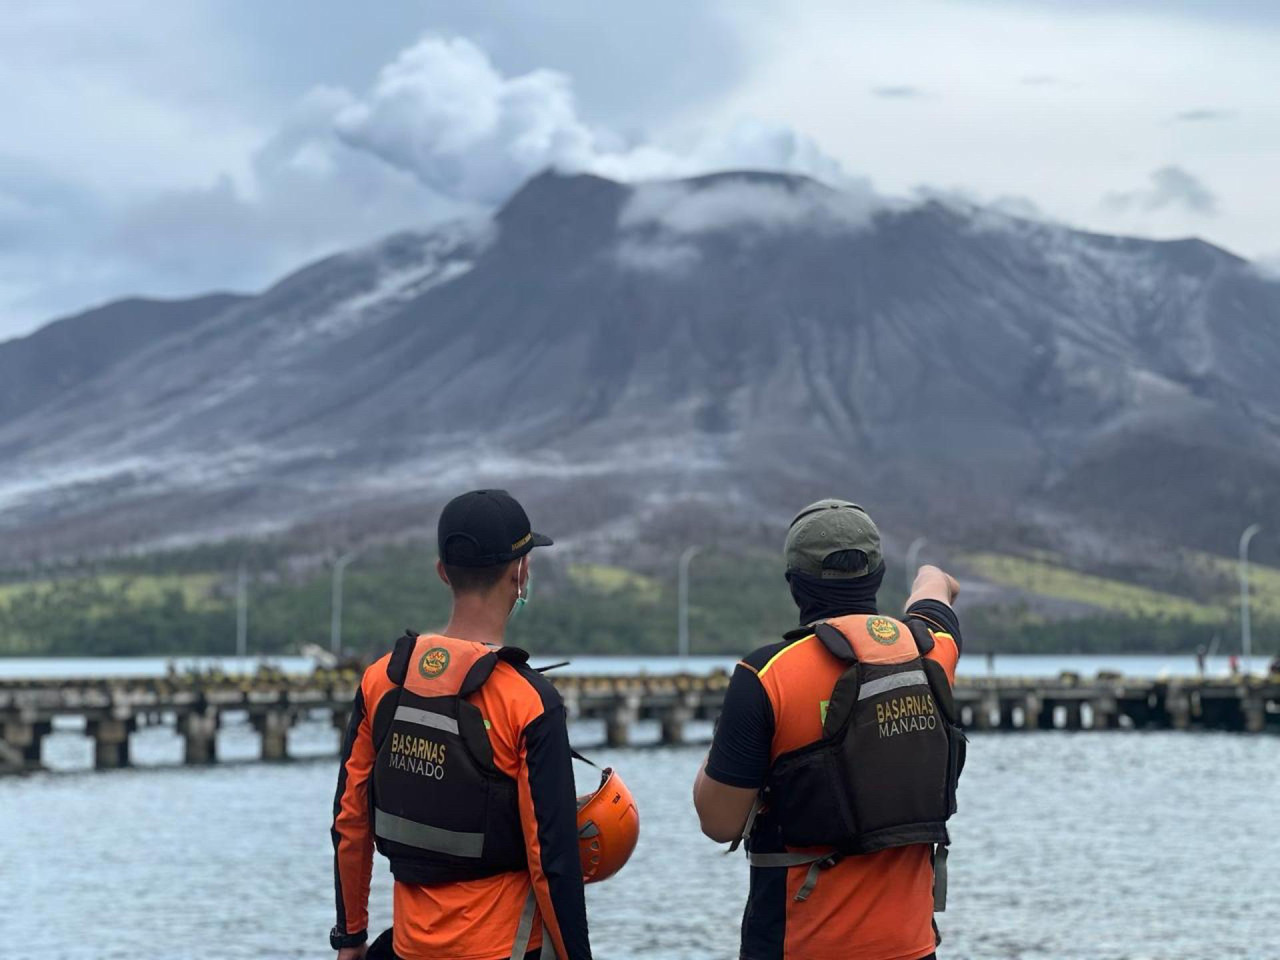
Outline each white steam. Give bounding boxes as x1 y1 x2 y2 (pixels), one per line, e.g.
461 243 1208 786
330 35 849 204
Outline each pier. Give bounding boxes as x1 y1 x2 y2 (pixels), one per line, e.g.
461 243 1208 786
1 669 1277 772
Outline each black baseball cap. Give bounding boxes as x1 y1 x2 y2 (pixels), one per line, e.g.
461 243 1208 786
437 489 554 567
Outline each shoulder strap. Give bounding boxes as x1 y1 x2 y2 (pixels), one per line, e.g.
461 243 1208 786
813 621 859 662
906 618 936 655
386 631 419 686
457 645 531 697
820 615 920 665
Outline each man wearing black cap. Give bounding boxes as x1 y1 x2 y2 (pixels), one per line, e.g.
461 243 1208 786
693 499 963 960
331 490 591 960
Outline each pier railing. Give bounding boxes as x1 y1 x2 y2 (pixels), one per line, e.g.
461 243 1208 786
1 669 1277 772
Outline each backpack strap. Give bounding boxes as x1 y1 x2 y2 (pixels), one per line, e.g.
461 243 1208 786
814 622 859 662
386 631 419 686
458 646 530 696
906 618 936 655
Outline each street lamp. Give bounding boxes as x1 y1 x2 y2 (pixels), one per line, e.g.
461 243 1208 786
235 562 248 659
905 537 928 586
1239 524 1262 675
677 545 703 659
331 550 360 657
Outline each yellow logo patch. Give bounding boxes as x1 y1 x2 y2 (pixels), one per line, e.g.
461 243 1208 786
868 617 900 645
418 646 451 679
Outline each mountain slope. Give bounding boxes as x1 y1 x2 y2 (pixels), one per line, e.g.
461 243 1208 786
0 293 246 423
1 170 1279 573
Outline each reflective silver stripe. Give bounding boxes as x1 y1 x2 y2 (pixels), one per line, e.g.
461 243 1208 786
539 925 556 959
373 809 484 857
857 670 929 701
510 889 538 959
393 705 459 734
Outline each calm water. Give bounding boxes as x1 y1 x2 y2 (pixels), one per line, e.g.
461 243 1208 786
3 656 1278 958
3 723 1278 959
0 652 1253 680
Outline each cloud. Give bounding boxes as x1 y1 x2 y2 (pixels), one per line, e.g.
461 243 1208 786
870 85 925 99
611 176 882 276
1103 165 1218 215
620 178 879 237
331 35 849 205
613 237 701 275
1173 108 1235 122
0 31 847 338
1251 254 1280 282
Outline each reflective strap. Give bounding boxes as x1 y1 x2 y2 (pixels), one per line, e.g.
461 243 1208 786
727 795 762 855
748 851 837 902
857 670 929 701
747 851 828 869
539 924 556 959
933 844 948 912
393 705 459 734
796 860 825 902
373 808 484 858
511 889 538 959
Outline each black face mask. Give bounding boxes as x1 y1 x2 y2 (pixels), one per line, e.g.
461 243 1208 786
785 563 885 626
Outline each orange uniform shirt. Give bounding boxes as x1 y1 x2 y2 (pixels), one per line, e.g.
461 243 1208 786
331 635 591 960
706 600 961 960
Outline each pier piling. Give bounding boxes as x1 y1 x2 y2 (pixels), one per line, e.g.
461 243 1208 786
253 711 292 761
87 717 133 769
182 711 219 765
2 669 1277 774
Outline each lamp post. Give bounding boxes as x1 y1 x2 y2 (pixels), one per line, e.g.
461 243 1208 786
331 551 360 657
905 537 928 586
678 545 703 659
235 562 248 659
1239 524 1262 675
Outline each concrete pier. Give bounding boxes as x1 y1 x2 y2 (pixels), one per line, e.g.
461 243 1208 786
87 717 133 769
1 720 49 771
182 711 219 765
252 710 292 761
1 667 1277 774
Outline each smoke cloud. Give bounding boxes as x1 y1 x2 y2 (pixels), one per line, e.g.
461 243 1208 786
331 35 849 204
1104 165 1219 216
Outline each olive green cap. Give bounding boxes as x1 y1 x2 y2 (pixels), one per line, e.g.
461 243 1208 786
784 499 882 579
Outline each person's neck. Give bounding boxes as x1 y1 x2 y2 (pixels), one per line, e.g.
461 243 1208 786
441 594 509 647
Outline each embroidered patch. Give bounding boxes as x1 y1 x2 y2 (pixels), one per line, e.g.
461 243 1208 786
418 646 451 679
868 616 900 645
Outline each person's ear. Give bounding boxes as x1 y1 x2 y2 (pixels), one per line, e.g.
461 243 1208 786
436 559 450 586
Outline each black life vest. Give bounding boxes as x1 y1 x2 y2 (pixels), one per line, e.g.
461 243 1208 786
756 614 965 858
370 632 529 886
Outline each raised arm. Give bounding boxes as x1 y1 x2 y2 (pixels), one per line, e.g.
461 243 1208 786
905 563 960 610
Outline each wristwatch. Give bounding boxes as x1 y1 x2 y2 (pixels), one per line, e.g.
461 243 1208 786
330 925 368 950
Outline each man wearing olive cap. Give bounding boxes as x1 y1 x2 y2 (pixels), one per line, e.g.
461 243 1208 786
694 499 963 960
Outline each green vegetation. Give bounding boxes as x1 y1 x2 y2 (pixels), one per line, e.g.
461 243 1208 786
958 551 1279 654
1 542 1273 658
0 545 804 657
961 552 1220 623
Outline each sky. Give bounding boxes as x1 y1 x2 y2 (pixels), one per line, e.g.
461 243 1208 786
1 0 1277 340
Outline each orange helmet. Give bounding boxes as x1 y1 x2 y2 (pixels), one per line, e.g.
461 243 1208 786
576 767 639 883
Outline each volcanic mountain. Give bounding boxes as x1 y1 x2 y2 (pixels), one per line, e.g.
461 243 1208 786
2 170 1279 574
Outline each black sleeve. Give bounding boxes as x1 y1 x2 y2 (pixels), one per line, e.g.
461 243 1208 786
705 664 775 789
905 598 963 653
523 702 592 960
